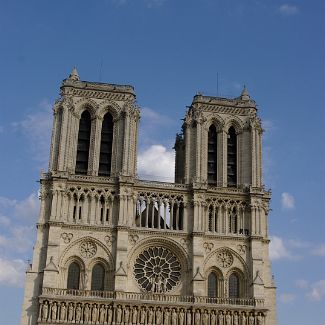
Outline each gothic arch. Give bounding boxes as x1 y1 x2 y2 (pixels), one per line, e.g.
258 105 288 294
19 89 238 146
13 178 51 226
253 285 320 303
73 98 98 119
127 236 190 272
225 267 247 298
204 246 249 277
60 236 114 270
224 117 243 134
205 114 225 132
97 100 121 120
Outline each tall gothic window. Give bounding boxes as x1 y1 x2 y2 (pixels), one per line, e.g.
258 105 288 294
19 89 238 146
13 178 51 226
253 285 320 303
75 110 91 174
229 207 238 234
229 273 240 298
91 263 105 291
227 127 237 187
98 113 114 176
207 125 218 184
208 272 218 297
67 262 80 290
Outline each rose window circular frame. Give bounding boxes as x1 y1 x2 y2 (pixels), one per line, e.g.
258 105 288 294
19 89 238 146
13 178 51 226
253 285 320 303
216 250 233 268
133 246 181 293
80 241 97 259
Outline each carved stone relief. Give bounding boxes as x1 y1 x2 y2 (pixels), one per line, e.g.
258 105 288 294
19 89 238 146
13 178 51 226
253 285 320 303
216 250 233 268
79 240 97 258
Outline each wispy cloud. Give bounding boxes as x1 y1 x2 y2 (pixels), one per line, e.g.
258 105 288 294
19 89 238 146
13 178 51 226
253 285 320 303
307 280 325 301
137 145 175 181
269 236 292 260
279 293 296 303
281 192 295 209
311 244 325 256
279 4 299 16
12 100 52 167
0 258 27 287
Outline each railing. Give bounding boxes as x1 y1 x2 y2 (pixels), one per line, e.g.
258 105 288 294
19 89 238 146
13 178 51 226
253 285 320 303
42 288 264 307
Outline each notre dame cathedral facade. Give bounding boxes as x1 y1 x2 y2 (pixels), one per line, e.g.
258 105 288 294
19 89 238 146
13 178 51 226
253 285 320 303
20 68 277 325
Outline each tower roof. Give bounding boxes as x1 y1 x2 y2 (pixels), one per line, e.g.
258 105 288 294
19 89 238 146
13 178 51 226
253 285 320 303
240 85 250 101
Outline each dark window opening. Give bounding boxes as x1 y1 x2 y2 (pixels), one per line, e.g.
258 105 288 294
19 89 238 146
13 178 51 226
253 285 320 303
75 111 91 174
98 113 113 176
91 264 105 291
227 127 237 187
229 273 240 298
208 273 218 298
67 262 80 290
208 125 218 184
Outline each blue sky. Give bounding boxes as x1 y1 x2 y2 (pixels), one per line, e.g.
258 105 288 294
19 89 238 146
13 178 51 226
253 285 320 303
0 0 324 324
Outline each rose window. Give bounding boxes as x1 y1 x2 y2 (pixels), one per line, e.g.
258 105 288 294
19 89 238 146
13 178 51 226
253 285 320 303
216 250 233 268
80 241 97 258
134 246 181 293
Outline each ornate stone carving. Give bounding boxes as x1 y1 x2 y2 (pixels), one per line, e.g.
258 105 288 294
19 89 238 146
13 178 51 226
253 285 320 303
134 246 181 293
216 250 233 268
79 240 97 258
237 244 247 254
203 242 214 253
105 234 116 246
129 234 139 245
61 232 73 244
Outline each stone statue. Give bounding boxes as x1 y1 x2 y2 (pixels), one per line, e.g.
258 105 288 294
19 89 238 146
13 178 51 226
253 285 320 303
210 311 216 325
194 310 200 325
241 313 246 325
92 304 98 323
171 309 177 325
218 312 224 325
249 314 254 325
233 312 239 325
140 307 146 324
157 275 163 293
68 303 74 322
164 308 170 325
225 312 231 325
116 305 122 324
42 302 49 321
99 305 106 324
179 308 185 325
186 310 192 325
132 307 138 324
108 306 113 325
124 306 130 324
75 304 82 323
256 314 263 325
202 310 209 325
60 302 66 322
148 307 154 325
156 308 162 325
84 304 90 323
51 302 57 321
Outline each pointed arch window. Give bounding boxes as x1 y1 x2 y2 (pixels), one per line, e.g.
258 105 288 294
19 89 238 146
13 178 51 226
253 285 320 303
207 125 218 184
91 263 105 291
98 113 114 176
67 262 80 290
75 111 91 174
229 273 240 298
227 127 237 187
208 272 218 297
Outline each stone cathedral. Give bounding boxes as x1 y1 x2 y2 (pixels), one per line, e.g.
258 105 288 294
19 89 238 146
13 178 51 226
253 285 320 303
21 69 277 325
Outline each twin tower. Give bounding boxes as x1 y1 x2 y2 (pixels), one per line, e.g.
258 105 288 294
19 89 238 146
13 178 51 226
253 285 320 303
21 69 277 325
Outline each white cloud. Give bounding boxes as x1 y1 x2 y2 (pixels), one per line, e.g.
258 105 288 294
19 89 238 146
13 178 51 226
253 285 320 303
0 216 10 227
137 145 175 181
279 4 299 15
311 244 325 256
269 236 291 260
0 257 27 287
12 100 52 166
281 192 295 209
14 193 39 220
307 280 325 301
279 293 296 303
296 279 309 289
